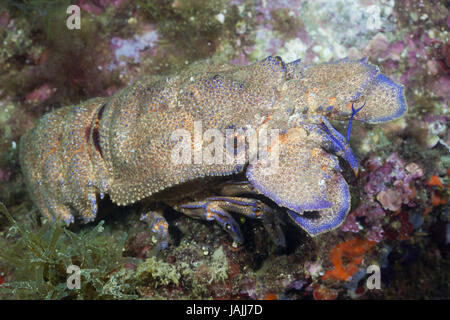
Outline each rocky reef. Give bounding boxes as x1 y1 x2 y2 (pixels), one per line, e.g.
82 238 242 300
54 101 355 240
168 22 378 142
0 0 449 300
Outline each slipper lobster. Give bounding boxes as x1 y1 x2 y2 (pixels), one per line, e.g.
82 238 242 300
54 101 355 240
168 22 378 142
20 56 407 250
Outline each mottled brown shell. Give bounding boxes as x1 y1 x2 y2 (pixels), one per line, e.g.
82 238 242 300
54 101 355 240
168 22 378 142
20 57 286 222
20 56 406 235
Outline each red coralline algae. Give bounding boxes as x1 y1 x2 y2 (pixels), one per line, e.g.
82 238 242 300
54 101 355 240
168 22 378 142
24 84 54 105
341 203 386 242
437 41 450 74
77 0 128 15
376 189 403 212
363 153 422 202
322 238 376 282
341 153 423 242
385 211 413 241
0 11 10 28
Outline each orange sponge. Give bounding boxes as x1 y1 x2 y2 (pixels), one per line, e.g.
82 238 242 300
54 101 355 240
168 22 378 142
322 238 376 281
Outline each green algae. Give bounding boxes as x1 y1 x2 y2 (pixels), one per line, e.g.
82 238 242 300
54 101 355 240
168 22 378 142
0 201 233 299
129 244 230 298
0 202 132 299
133 256 180 288
209 246 229 282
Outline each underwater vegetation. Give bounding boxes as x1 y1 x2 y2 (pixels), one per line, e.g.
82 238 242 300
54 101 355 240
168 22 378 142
0 0 449 300
0 202 237 299
0 202 132 299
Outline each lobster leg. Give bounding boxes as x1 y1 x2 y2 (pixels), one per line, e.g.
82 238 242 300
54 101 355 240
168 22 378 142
216 180 257 196
176 195 285 247
140 209 169 254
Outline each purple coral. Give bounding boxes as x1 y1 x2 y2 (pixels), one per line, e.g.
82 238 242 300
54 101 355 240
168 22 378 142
341 202 386 243
364 153 422 207
77 0 128 15
110 28 159 67
341 153 423 242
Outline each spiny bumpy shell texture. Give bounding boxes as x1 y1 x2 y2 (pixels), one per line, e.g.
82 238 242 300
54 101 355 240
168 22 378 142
99 58 284 205
20 56 407 235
